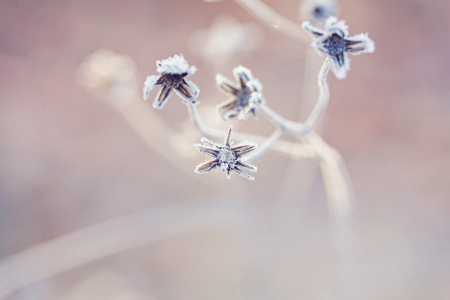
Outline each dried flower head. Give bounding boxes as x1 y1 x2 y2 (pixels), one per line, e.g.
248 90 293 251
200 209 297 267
302 16 375 79
215 66 265 121
143 54 200 109
194 126 258 180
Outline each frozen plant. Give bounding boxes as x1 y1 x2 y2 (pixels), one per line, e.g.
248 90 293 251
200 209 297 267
194 126 258 180
143 15 375 182
0 2 377 299
143 54 199 109
215 65 265 121
302 16 375 79
140 11 375 291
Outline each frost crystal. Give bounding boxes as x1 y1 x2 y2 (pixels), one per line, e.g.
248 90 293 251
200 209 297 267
143 75 158 101
142 54 199 109
302 16 375 79
156 54 197 75
194 126 258 180
215 65 265 120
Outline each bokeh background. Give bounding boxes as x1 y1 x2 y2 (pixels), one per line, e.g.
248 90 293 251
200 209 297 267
1 0 449 299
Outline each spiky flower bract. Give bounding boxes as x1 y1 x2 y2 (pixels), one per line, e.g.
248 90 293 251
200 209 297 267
143 54 200 109
215 66 265 121
302 16 375 79
194 126 258 180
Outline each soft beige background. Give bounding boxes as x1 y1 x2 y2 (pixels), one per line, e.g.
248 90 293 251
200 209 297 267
0 0 449 299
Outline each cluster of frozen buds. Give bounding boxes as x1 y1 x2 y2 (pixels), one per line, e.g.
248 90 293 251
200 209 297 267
216 65 265 121
302 16 375 79
142 16 375 180
143 54 200 109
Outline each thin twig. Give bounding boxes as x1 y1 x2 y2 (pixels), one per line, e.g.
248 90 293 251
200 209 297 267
303 57 331 131
259 57 331 134
235 0 310 46
244 127 285 163
187 103 314 159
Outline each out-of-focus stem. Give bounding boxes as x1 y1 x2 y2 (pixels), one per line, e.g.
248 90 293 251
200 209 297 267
0 200 249 299
235 0 310 46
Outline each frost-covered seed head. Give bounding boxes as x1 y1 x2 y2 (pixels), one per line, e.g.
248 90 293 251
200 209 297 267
302 16 375 79
215 65 265 120
142 54 200 108
194 126 258 180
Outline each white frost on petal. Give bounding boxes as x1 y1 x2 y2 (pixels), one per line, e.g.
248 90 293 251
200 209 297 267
233 65 254 83
248 92 265 109
175 79 200 104
329 53 350 79
156 54 197 75
199 137 219 149
302 21 325 38
142 75 159 100
247 79 263 93
324 16 349 36
347 33 375 55
187 80 200 102
215 74 238 92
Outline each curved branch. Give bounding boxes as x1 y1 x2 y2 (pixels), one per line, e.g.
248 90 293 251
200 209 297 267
259 57 331 134
187 103 314 159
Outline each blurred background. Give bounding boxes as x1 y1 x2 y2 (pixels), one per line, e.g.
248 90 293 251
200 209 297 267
0 0 449 299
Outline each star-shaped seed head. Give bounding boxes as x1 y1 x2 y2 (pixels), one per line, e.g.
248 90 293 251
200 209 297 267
143 54 200 109
302 16 375 79
194 126 258 180
215 65 265 121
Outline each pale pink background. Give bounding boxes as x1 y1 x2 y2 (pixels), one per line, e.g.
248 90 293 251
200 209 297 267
0 0 449 299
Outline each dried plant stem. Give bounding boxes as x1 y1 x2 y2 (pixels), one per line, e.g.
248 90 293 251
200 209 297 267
235 0 310 46
0 200 252 299
245 127 285 163
105 97 216 185
305 132 355 216
303 57 331 131
256 55 355 259
259 57 331 134
187 103 315 159
299 46 323 120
